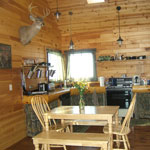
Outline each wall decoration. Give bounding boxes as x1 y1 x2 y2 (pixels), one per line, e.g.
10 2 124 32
0 43 11 69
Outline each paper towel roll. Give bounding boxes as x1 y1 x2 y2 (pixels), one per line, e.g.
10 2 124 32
99 77 105 87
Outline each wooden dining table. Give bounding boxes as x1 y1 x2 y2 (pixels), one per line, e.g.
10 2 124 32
43 105 119 150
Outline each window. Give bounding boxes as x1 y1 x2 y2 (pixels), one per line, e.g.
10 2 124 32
87 0 105 4
47 50 64 82
66 49 97 81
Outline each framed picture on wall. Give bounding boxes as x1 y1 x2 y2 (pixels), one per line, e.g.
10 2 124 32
0 43 12 69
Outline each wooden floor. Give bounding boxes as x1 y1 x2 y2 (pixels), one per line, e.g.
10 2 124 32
6 126 150 150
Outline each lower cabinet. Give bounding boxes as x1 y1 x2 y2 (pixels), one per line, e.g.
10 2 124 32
71 93 106 106
135 93 150 119
24 100 58 137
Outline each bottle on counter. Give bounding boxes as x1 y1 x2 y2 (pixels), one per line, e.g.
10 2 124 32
64 80 67 88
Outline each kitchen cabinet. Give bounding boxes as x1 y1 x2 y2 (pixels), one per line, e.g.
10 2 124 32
135 93 150 119
24 100 58 137
70 93 106 106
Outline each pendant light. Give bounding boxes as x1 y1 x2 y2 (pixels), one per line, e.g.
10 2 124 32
69 11 75 50
116 6 123 47
54 0 61 20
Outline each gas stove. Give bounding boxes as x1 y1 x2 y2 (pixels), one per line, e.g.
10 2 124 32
106 77 133 117
106 77 133 90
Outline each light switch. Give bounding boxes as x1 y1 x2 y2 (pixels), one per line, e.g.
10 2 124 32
9 84 13 91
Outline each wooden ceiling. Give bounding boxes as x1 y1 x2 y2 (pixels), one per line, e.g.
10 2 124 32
47 0 150 36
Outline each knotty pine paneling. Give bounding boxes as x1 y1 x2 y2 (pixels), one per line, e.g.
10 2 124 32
0 110 26 150
51 0 150 79
0 0 61 149
1 0 150 148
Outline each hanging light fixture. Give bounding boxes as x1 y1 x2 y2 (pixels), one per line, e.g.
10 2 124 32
69 11 75 50
116 6 123 46
54 0 61 20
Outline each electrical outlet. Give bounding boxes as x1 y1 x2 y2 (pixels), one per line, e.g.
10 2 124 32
9 84 13 91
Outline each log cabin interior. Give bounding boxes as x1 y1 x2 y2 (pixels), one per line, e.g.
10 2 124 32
0 0 150 150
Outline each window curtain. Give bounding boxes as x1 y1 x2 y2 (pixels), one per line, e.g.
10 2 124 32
47 49 65 82
65 49 97 81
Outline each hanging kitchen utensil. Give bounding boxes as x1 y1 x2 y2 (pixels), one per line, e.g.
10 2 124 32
39 70 42 78
45 70 48 78
37 69 41 78
49 69 53 76
27 64 39 79
51 70 56 77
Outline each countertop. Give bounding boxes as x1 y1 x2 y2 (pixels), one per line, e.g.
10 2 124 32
23 85 150 104
23 88 70 104
22 87 106 104
132 85 150 93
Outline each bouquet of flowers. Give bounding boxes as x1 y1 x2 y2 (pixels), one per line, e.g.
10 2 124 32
74 81 88 95
74 81 88 110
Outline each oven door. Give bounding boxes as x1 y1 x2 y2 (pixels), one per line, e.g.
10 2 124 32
106 88 132 109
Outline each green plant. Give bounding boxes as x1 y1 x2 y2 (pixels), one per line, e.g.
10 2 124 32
74 81 88 96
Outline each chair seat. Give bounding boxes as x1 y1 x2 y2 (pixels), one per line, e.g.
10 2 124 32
103 124 131 135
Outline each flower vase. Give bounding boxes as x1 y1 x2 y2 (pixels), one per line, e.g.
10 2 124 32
79 94 85 110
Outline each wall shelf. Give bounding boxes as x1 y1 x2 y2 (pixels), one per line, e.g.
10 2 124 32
97 55 147 62
97 58 147 62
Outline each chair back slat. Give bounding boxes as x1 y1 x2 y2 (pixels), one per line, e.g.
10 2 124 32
92 90 99 106
31 96 56 129
120 93 136 133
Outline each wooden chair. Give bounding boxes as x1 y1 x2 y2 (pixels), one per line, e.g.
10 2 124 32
31 95 69 150
103 93 137 150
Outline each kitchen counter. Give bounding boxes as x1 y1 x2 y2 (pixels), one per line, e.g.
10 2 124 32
23 85 150 104
23 88 70 104
23 86 106 104
132 85 150 93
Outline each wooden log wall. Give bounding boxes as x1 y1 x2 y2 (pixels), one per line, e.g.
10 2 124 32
0 0 150 148
0 0 60 149
52 0 150 80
